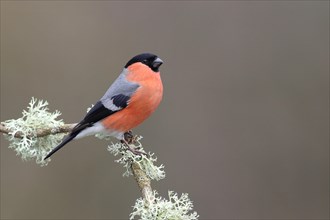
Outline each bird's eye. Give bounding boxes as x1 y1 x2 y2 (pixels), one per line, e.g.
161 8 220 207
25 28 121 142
142 59 148 64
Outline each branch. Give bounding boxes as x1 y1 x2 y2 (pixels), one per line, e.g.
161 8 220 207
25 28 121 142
122 132 154 205
0 123 76 138
131 160 154 205
1 98 197 219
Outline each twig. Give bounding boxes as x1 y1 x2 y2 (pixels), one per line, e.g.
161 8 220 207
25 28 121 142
0 123 76 138
0 122 153 203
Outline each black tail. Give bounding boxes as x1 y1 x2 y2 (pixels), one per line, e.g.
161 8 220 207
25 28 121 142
44 121 91 160
44 135 76 160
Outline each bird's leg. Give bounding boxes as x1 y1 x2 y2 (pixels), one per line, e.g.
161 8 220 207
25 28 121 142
123 130 134 144
122 131 147 156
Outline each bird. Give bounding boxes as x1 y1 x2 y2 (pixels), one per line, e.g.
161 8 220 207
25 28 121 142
44 53 163 160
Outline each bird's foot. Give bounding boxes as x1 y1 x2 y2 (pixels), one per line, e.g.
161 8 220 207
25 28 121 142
122 131 147 156
123 130 135 144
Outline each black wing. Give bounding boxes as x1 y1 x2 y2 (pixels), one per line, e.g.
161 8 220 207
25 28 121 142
111 94 130 109
72 94 130 134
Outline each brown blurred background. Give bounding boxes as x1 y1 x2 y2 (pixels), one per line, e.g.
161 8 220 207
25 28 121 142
0 1 329 219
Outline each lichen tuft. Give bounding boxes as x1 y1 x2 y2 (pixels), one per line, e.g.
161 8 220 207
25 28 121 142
130 190 199 220
2 97 65 166
107 136 165 180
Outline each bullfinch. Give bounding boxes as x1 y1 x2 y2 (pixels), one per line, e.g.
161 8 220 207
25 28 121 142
44 53 163 160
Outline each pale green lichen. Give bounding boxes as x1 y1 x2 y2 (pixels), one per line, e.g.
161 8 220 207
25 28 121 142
130 190 199 220
2 97 65 166
107 136 165 181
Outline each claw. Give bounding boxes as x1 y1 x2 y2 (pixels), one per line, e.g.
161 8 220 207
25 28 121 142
121 131 147 156
124 130 134 144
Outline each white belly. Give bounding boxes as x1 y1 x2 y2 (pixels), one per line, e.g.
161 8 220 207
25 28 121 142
74 121 124 140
